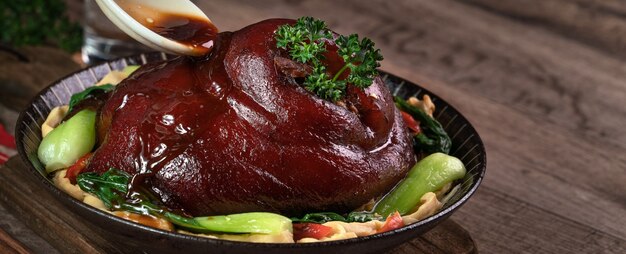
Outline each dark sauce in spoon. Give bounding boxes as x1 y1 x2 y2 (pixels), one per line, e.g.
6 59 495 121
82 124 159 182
119 2 218 55
146 14 218 54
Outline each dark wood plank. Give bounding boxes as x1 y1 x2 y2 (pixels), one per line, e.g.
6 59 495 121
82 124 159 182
0 201 58 254
2 1 626 253
0 158 125 254
459 0 626 58
454 186 626 253
0 157 476 253
403 220 477 254
0 227 31 254
389 219 477 254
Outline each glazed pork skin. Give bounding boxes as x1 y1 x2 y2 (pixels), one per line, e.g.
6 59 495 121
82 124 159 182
86 19 416 216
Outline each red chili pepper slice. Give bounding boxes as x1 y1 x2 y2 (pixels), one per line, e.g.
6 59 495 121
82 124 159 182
65 153 92 184
400 111 421 134
293 223 334 241
377 211 404 233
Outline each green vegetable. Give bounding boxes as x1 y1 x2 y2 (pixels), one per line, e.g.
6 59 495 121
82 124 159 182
77 168 133 209
275 17 383 101
0 0 82 52
395 97 452 154
292 211 381 224
374 153 466 217
172 212 291 234
38 109 96 173
194 213 291 234
68 84 115 113
77 168 292 234
67 66 136 113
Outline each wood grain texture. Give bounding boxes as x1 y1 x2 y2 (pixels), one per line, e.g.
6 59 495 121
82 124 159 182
0 158 476 254
0 227 31 254
0 159 124 254
460 0 626 58
0 203 57 254
1 0 626 253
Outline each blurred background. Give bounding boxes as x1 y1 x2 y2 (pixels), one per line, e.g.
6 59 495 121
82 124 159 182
1 0 625 253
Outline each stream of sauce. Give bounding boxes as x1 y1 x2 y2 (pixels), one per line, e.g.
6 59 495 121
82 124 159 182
122 33 234 204
109 2 220 204
146 14 218 53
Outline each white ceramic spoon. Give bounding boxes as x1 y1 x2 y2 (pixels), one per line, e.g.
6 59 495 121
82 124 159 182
95 0 217 56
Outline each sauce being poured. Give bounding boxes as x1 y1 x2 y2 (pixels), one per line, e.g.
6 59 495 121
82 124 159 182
118 1 218 55
145 14 218 53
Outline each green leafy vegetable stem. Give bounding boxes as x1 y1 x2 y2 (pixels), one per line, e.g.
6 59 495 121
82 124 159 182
38 109 96 173
374 153 466 217
76 168 292 234
395 97 452 154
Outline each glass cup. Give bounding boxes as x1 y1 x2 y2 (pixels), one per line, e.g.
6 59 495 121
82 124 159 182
81 0 150 65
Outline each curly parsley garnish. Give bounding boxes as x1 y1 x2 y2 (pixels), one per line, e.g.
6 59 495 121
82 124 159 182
275 17 383 101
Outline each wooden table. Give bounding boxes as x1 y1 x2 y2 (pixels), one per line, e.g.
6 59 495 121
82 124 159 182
1 0 625 253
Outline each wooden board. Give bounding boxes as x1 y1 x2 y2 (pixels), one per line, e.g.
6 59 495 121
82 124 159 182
0 227 31 254
0 157 476 254
1 0 626 253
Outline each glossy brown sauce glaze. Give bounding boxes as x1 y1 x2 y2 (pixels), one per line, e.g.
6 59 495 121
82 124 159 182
120 2 218 55
146 14 218 53
86 19 415 217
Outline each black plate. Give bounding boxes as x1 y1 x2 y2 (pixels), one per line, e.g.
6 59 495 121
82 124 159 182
16 52 486 254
